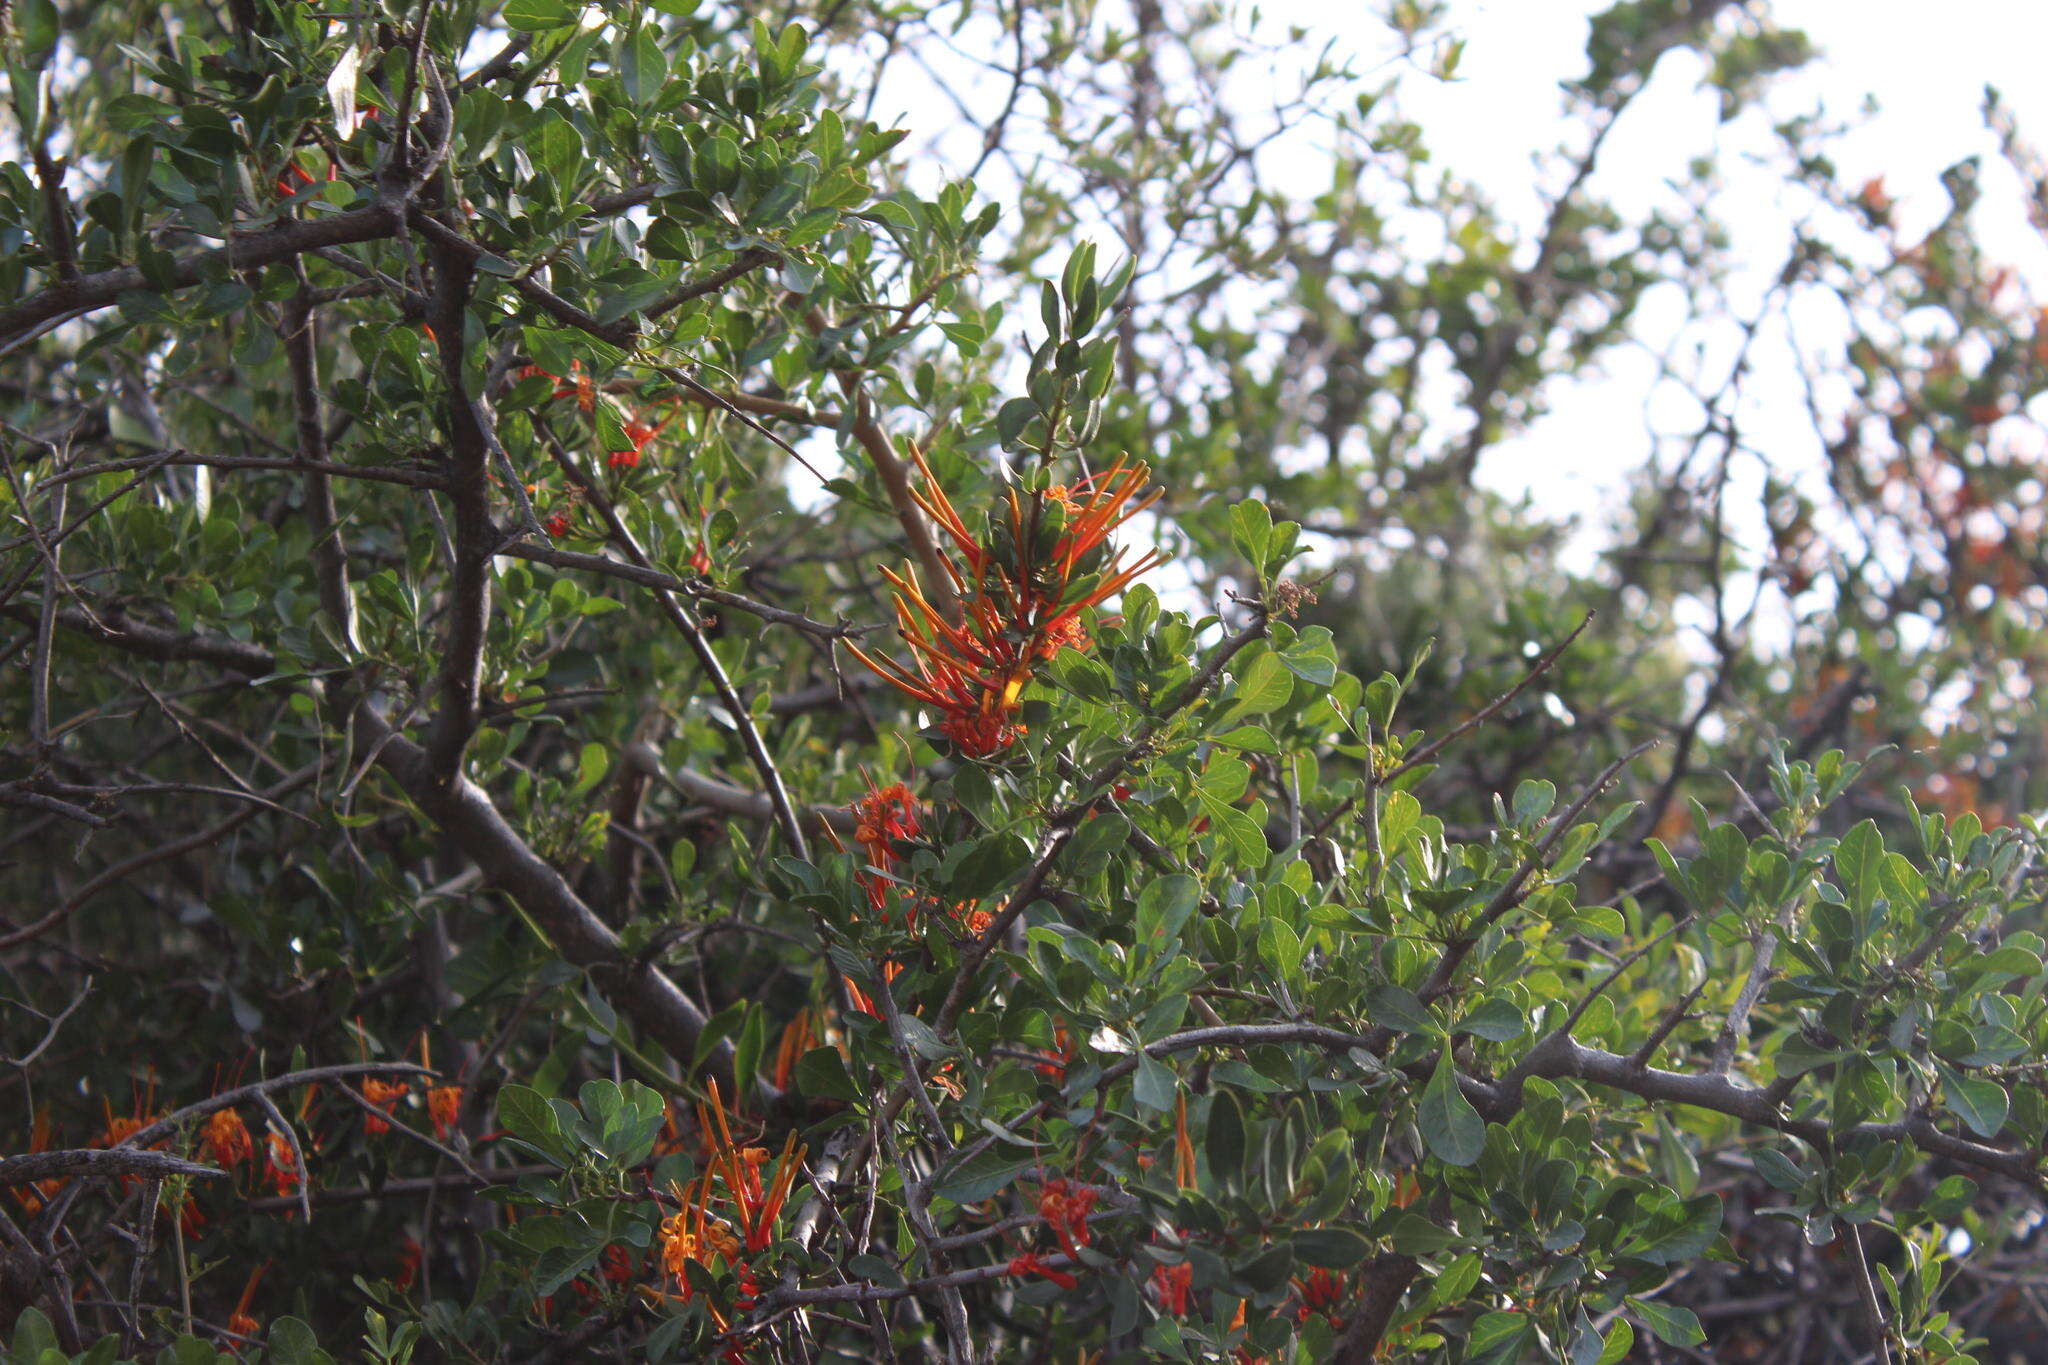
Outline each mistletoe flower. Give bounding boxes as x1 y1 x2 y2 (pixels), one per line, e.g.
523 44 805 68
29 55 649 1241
1293 1267 1348 1327
1037 1178 1099 1259
658 1177 742 1301
427 1085 463 1140
1007 1251 1080 1291
263 1129 301 1199
851 780 921 920
395 1235 423 1292
227 1260 271 1340
15 1107 62 1215
1151 1260 1194 1317
848 453 1162 757
771 1009 817 1092
360 1078 409 1137
609 416 664 469
176 1190 206 1240
697 1079 807 1255
203 1107 255 1169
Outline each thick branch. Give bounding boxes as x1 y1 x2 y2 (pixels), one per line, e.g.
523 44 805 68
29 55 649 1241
0 205 398 347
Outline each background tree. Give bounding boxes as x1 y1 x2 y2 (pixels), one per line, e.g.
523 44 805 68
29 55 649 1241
2 0 2045 1361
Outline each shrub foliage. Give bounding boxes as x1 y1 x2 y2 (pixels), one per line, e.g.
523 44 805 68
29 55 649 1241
2 1 2045 1362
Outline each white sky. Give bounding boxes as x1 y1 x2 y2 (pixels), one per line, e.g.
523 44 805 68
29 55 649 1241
1283 0 2048 536
865 0 2048 566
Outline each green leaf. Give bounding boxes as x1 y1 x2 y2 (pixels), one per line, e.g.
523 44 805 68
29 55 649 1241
1454 997 1524 1042
266 1317 336 1365
794 1047 860 1102
571 741 609 797
1257 915 1302 983
1571 1314 1633 1365
1230 499 1273 572
502 0 576 30
1938 1063 2009 1139
498 1084 561 1149
1204 1091 1248 1188
1467 1311 1536 1364
1292 1225 1371 1268
1366 984 1434 1034
1198 755 1250 803
1417 1049 1485 1166
1236 1242 1295 1293
619 28 667 104
1197 793 1269 866
1751 1148 1808 1192
10 1309 57 1362
1135 874 1200 955
1618 1194 1722 1265
1230 652 1294 716
1277 628 1338 686
1132 1052 1175 1112
532 110 584 187
1386 1212 1461 1254
1833 819 1884 913
1627 1298 1705 1348
931 1152 1033 1204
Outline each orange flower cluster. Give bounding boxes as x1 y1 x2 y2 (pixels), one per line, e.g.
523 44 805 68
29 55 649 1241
14 1108 62 1216
203 1107 255 1169
1006 1250 1079 1290
93 1078 164 1190
361 1078 409 1137
1151 1260 1195 1316
1172 1094 1197 1190
515 362 668 470
1292 1267 1349 1328
656 1081 807 1307
263 1129 301 1198
227 1261 270 1340
849 453 1162 757
851 780 921 919
395 1235 423 1292
427 1084 463 1141
770 1009 817 1092
1033 1020 1075 1079
1037 1178 1099 1260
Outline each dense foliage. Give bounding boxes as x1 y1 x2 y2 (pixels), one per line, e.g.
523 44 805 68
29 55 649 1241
2 0 2046 1361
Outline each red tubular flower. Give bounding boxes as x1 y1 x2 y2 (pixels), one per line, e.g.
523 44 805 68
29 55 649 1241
176 1191 206 1241
427 1085 463 1140
227 1260 271 1339
1292 1267 1348 1327
770 1010 817 1093
843 977 882 1020
1038 1178 1099 1259
697 1080 807 1255
543 511 573 538
361 1078 408 1137
609 416 664 469
203 1107 254 1169
851 780 922 921
1151 1260 1194 1316
395 1235 422 1292
1173 1093 1197 1191
847 453 1162 758
1007 1251 1080 1291
1034 1021 1075 1079
263 1129 300 1198
15 1108 62 1215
